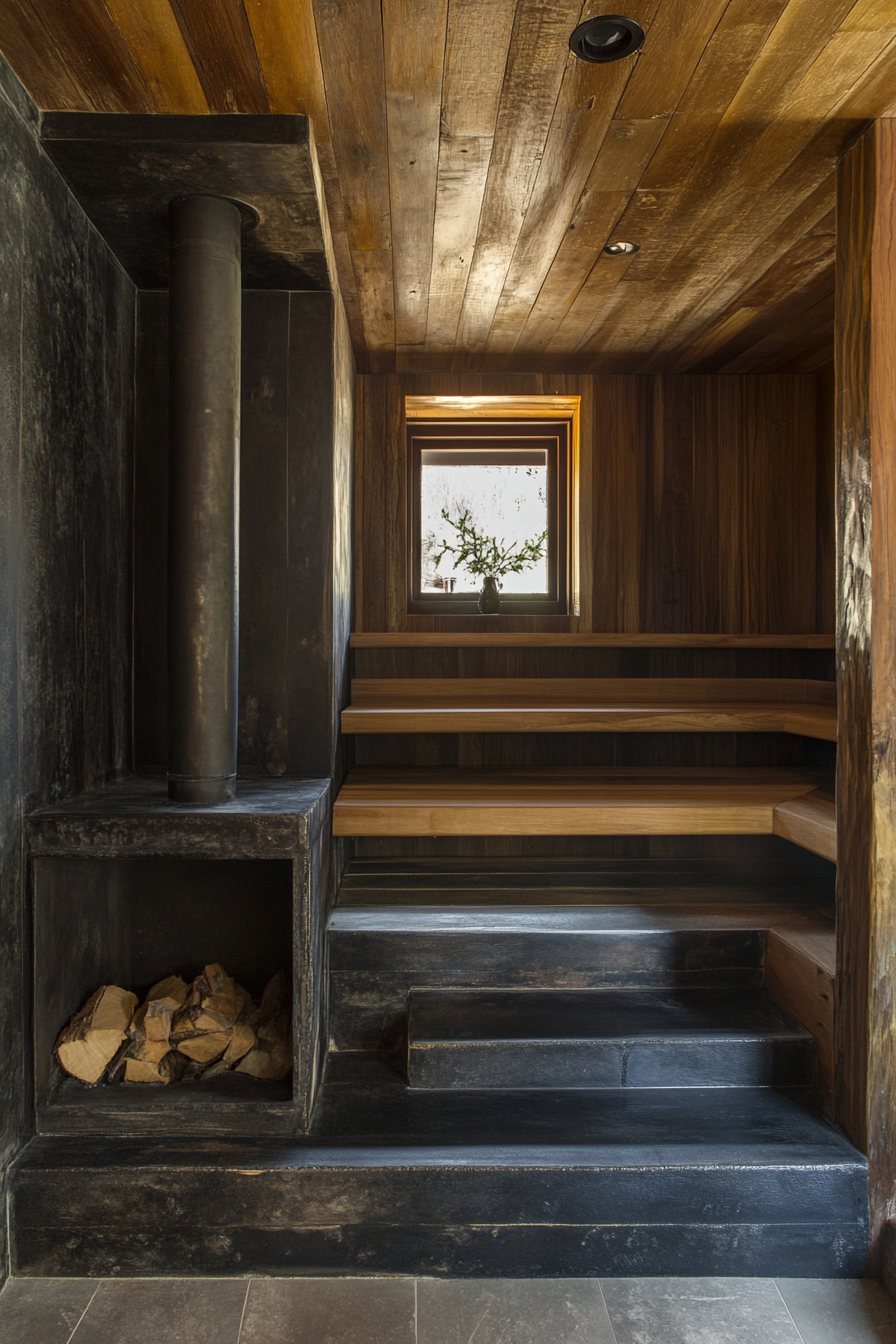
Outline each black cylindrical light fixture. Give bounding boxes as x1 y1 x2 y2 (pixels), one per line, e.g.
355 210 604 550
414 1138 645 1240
569 15 645 63
167 194 242 806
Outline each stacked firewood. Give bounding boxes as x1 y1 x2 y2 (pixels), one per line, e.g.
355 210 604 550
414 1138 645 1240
55 964 291 1085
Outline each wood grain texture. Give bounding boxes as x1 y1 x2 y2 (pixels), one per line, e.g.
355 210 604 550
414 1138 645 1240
766 922 835 1106
835 116 896 1263
354 373 834 636
345 677 837 742
3 0 896 369
343 700 837 739
772 790 837 861
350 633 837 648
333 766 822 837
168 0 269 113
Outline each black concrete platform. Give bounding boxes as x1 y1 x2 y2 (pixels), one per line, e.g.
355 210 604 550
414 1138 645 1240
10 1054 868 1278
406 987 814 1090
337 854 837 905
328 903 806 1050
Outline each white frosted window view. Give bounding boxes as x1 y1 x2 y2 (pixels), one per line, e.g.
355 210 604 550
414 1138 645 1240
420 447 548 594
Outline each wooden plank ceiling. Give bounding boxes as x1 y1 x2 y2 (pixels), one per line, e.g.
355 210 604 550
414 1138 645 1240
2 0 895 373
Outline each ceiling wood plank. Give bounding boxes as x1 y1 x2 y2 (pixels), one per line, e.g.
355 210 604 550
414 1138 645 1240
451 0 585 370
3 0 152 112
168 0 270 113
383 0 449 348
312 0 394 361
102 0 209 113
5 0 896 371
0 1 93 108
722 293 835 373
482 63 646 366
509 189 632 363
241 0 365 348
615 0 732 120
425 0 517 359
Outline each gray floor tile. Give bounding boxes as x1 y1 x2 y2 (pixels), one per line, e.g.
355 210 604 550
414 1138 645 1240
776 1278 896 1344
0 1278 99 1344
238 1278 416 1344
416 1279 616 1344
70 1279 248 1344
601 1276 803 1344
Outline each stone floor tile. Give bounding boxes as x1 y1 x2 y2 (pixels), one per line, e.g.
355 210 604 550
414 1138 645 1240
601 1276 803 1344
238 1278 416 1344
0 1278 99 1344
416 1279 616 1344
70 1279 248 1344
776 1278 896 1344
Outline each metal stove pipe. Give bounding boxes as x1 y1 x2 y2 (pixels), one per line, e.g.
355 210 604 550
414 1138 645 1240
167 194 241 805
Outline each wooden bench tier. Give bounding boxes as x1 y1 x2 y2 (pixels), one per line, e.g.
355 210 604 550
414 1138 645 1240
333 768 832 845
342 678 837 741
772 789 836 862
351 634 835 648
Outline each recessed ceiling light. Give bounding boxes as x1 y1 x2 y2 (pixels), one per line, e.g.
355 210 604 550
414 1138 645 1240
569 15 645 63
604 240 639 255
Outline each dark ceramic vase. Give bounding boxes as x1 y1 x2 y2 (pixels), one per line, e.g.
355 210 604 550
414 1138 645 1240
478 575 501 614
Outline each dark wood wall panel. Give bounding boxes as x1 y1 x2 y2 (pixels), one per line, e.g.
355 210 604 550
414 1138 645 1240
354 373 833 636
834 118 896 1264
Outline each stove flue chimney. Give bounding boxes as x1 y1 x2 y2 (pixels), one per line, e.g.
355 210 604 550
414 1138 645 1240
167 194 242 805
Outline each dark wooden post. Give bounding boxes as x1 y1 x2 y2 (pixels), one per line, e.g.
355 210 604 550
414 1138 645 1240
835 117 896 1263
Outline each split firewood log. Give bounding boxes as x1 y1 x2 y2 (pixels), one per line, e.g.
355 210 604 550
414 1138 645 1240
223 1020 256 1066
143 975 189 1043
236 973 292 1081
175 1032 231 1064
125 1003 171 1065
124 1050 187 1085
170 963 251 1042
55 985 138 1085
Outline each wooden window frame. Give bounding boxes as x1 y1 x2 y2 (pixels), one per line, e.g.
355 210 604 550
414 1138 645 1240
407 418 570 615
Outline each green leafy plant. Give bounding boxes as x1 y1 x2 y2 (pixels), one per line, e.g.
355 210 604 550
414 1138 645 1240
430 508 547 583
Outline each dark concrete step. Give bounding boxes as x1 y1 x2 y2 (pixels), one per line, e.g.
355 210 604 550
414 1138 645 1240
337 854 836 907
11 1059 868 1278
406 988 814 1090
328 904 810 1050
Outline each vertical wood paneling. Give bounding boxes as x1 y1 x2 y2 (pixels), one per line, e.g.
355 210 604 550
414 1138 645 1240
355 372 832 635
834 117 896 1262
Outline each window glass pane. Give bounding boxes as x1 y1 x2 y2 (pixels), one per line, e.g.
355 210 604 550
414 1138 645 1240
420 446 549 594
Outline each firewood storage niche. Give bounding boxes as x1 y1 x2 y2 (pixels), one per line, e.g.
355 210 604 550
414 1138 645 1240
33 856 295 1131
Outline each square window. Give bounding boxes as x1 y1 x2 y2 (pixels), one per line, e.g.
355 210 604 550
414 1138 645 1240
408 419 570 614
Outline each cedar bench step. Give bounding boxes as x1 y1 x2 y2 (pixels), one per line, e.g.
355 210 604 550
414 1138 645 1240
332 767 828 840
342 678 837 740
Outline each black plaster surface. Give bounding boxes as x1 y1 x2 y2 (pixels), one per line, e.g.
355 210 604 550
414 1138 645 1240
40 114 332 292
0 54 134 1280
9 1059 869 1277
134 289 354 786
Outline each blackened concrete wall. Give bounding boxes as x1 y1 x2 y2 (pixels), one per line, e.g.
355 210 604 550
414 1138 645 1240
134 288 354 784
0 57 134 1278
